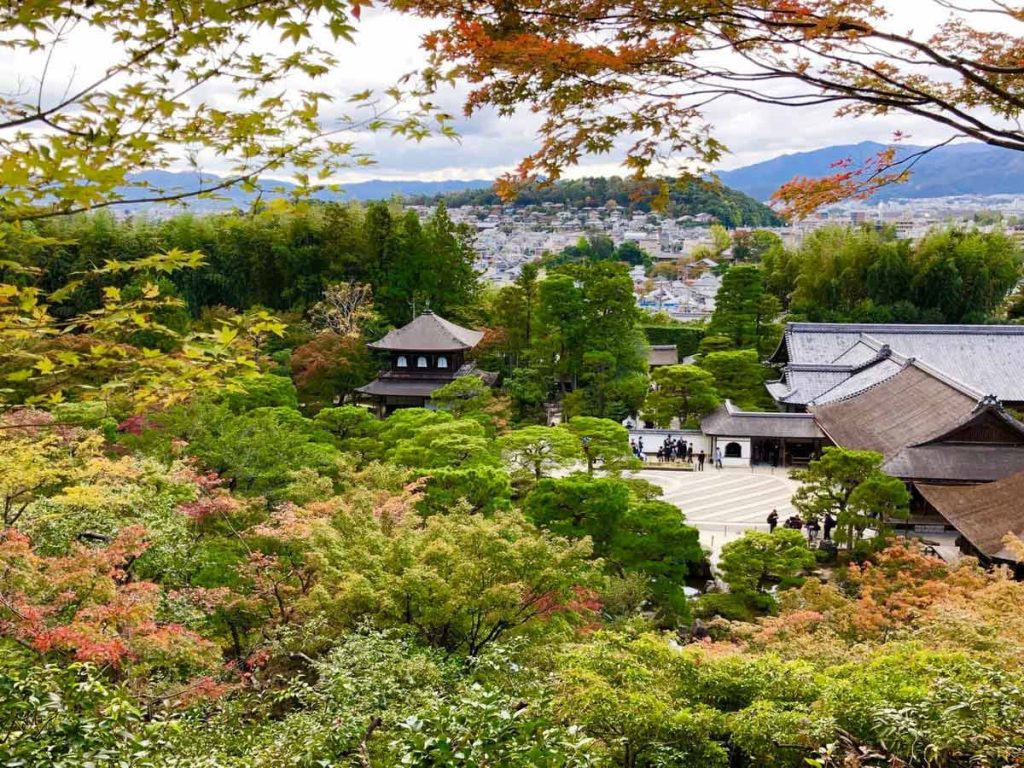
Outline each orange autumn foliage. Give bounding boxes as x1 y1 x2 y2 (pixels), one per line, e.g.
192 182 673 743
394 0 1024 212
771 145 913 219
0 526 217 676
746 542 1024 667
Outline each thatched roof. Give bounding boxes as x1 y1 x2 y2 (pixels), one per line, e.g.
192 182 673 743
918 473 1024 562
810 363 978 458
882 399 1024 481
885 443 1024 483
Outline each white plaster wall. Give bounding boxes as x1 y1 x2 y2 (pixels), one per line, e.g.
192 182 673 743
624 427 710 458
712 436 752 468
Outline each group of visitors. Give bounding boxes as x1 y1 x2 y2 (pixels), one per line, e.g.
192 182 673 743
766 508 837 543
656 436 693 464
626 434 729 472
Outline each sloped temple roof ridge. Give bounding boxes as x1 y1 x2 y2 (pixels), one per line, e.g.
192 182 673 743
768 348 908 406
810 356 988 409
702 399 824 440
917 472 1024 562
769 321 1024 365
722 399 817 419
767 322 1024 406
368 310 485 352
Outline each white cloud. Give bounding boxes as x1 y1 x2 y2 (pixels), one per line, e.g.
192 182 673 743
0 1 1008 184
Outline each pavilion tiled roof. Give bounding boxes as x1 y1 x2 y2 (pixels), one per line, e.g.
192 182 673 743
769 322 1024 404
354 379 449 398
701 400 824 440
768 367 851 405
766 338 908 406
918 472 1024 562
368 311 484 352
809 357 905 405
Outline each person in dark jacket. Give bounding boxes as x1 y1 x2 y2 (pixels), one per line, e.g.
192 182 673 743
823 513 836 541
767 509 779 533
806 518 820 543
697 450 706 470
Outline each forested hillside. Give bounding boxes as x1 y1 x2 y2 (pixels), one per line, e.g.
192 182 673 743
759 225 1022 323
6 202 479 327
3 197 1024 767
408 177 783 227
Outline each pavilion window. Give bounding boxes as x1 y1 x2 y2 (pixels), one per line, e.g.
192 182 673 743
436 356 448 369
396 355 408 368
725 442 742 458
417 356 429 368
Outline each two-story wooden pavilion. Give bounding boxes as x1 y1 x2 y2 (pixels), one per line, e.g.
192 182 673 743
355 311 494 415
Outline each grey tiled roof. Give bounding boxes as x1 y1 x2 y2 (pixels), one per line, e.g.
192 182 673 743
701 400 824 439
770 323 1024 403
770 368 850 404
355 379 448 397
830 340 881 365
369 311 484 352
809 358 905 405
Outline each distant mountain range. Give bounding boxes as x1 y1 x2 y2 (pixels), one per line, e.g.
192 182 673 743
120 140 1023 215
122 171 494 209
716 141 1024 202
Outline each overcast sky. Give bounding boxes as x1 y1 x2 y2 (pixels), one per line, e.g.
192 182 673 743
0 2 993 184
317 5 960 182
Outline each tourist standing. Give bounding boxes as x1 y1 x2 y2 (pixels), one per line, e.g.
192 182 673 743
823 513 836 541
767 509 779 533
697 450 706 471
714 446 723 469
806 518 820 543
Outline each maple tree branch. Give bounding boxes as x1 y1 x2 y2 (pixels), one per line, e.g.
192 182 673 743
358 716 383 768
0 0 278 133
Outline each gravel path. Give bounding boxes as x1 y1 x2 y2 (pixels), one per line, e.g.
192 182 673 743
636 466 803 560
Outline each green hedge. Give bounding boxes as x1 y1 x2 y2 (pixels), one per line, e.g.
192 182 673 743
640 325 705 358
